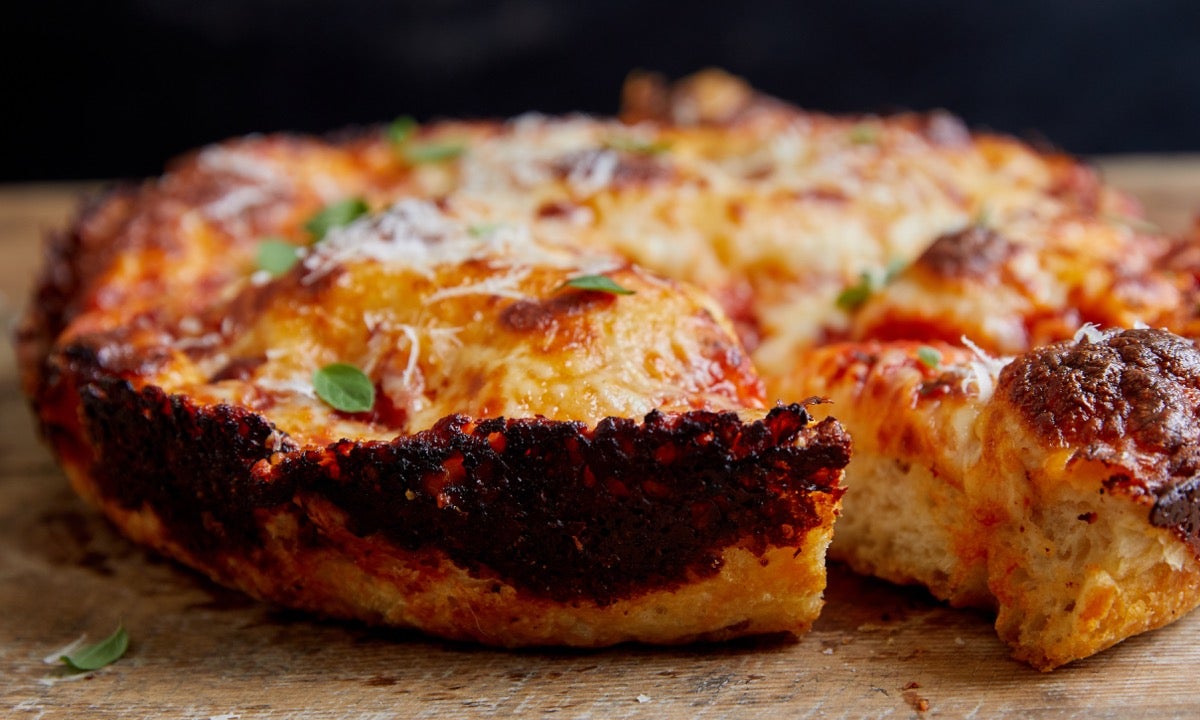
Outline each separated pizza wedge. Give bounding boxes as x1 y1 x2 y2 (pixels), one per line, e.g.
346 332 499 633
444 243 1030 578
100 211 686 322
780 329 1200 670
22 195 849 646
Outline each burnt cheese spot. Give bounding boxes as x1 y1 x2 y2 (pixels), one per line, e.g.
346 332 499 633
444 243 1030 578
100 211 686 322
499 290 612 333
536 200 588 221
552 149 674 189
1152 477 1200 553
20 185 145 389
791 187 849 204
1000 328 1200 451
915 226 1016 281
999 328 1200 550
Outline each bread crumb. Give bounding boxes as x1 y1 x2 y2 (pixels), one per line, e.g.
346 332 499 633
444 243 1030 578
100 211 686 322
902 688 930 713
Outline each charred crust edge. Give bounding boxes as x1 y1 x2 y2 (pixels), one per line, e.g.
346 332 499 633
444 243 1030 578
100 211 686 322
16 184 136 396
1151 476 1200 556
78 377 848 606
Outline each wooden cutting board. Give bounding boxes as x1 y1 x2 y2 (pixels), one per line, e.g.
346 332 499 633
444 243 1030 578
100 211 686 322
4 160 1200 719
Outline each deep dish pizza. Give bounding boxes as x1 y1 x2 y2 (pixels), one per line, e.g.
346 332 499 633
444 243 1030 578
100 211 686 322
18 70 1200 669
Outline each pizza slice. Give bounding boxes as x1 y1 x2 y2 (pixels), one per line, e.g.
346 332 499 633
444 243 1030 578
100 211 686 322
779 329 1200 670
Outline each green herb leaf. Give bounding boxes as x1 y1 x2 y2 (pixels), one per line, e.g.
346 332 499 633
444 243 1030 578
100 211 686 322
917 345 942 370
256 238 300 277
605 137 672 155
974 205 992 228
61 624 129 672
837 263 906 311
305 198 370 242
402 142 466 164
387 115 418 146
467 222 504 238
558 274 635 295
849 124 878 145
836 272 874 311
313 363 376 413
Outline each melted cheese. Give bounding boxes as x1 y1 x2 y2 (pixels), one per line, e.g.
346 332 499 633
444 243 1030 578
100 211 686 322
50 77 1176 451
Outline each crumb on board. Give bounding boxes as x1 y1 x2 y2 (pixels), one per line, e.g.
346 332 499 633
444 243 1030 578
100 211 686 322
902 688 930 713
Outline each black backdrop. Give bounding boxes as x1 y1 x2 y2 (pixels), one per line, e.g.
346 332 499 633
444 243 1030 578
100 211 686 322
6 0 1200 180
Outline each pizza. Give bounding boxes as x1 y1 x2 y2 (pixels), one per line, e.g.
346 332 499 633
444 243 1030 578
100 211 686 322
18 70 1200 669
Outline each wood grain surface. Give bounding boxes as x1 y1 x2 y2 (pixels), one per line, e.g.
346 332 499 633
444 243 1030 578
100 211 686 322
3 159 1200 719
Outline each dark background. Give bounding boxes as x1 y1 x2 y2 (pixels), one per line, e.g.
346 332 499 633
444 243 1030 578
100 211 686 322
6 0 1199 181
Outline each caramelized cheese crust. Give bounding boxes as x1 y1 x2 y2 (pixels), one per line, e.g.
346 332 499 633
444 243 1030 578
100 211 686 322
915 227 1018 280
1000 329 1200 553
1003 328 1200 454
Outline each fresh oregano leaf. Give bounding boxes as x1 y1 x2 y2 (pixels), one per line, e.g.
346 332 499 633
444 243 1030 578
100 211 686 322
917 345 942 370
255 238 300 277
605 137 671 155
60 624 129 672
467 222 504 237
836 272 874 311
313 363 376 413
849 124 878 144
558 274 635 295
402 141 466 164
884 258 907 282
387 115 418 146
304 198 369 242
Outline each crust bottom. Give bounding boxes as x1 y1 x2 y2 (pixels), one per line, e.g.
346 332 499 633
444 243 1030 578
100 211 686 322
46 375 847 646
